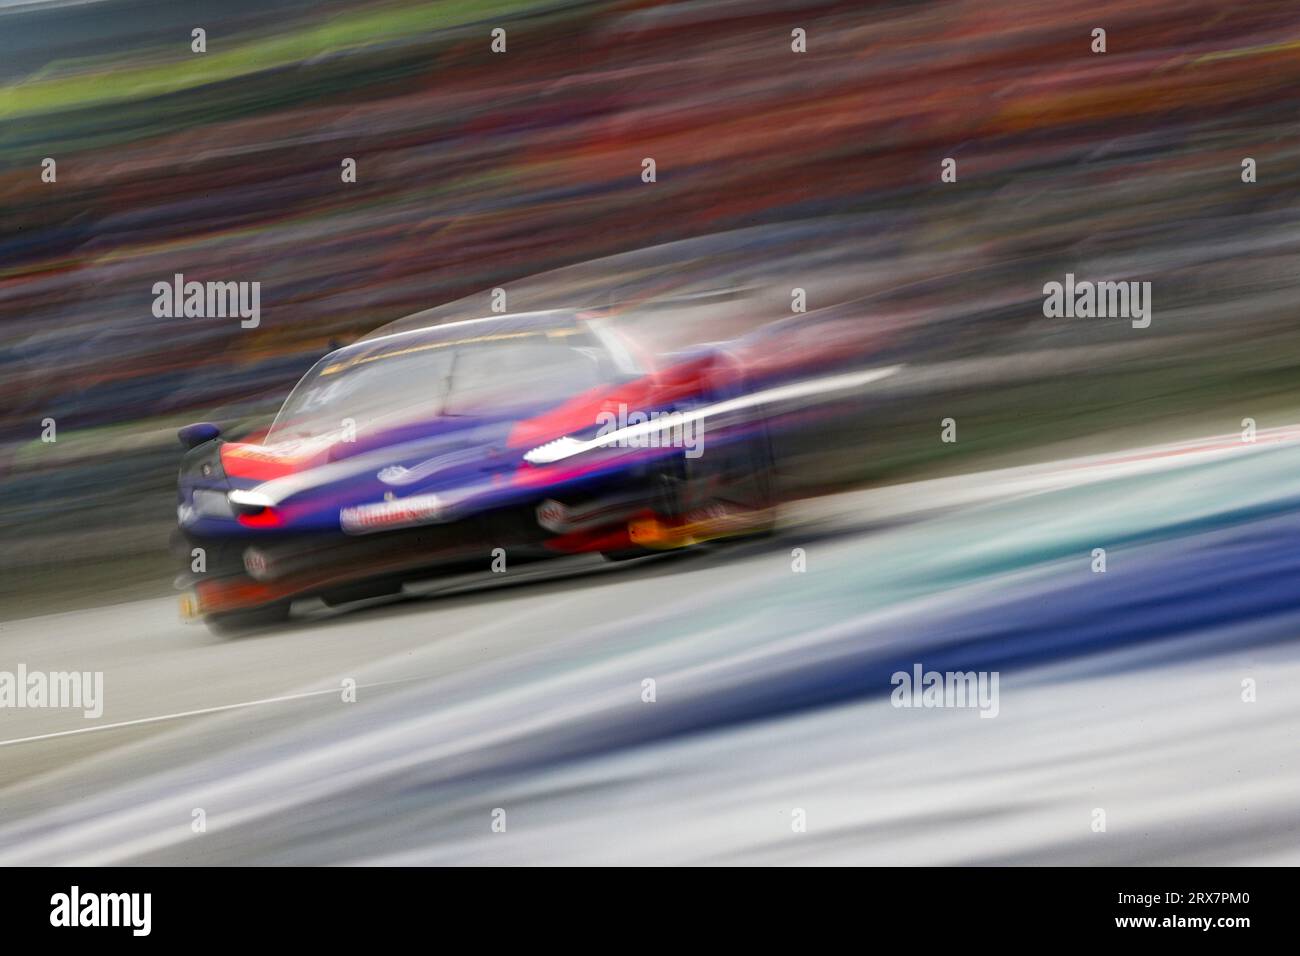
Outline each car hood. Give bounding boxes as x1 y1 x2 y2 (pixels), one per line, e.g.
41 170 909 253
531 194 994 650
215 415 531 527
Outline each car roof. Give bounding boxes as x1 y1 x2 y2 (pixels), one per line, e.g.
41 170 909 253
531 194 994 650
354 309 586 344
320 310 592 377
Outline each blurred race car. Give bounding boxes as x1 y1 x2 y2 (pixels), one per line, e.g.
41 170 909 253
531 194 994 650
174 311 777 632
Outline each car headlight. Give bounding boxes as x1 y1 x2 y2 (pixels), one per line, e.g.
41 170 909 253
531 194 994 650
191 488 234 518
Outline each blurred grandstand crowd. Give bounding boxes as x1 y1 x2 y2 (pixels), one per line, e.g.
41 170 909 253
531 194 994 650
2 0 1299 613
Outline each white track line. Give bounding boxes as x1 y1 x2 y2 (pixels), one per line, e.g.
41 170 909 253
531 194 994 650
0 676 423 749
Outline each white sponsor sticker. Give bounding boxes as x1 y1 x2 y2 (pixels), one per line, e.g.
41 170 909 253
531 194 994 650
340 494 443 534
243 547 270 580
535 498 570 532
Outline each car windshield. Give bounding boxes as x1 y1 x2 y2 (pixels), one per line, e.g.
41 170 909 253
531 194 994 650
267 331 613 442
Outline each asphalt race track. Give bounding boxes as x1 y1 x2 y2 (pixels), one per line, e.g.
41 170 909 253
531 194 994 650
1 430 1298 865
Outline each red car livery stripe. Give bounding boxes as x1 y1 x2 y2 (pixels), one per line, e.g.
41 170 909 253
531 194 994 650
506 354 730 451
220 442 310 481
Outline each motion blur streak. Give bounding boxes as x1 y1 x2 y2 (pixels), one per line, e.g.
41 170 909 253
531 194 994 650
1 0 1299 864
1 432 1298 864
4 0 1300 606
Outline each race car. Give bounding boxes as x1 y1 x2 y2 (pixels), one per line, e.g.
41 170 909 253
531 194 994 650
174 310 777 632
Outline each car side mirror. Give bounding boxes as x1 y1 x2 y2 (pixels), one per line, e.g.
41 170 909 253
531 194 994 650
178 422 222 449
